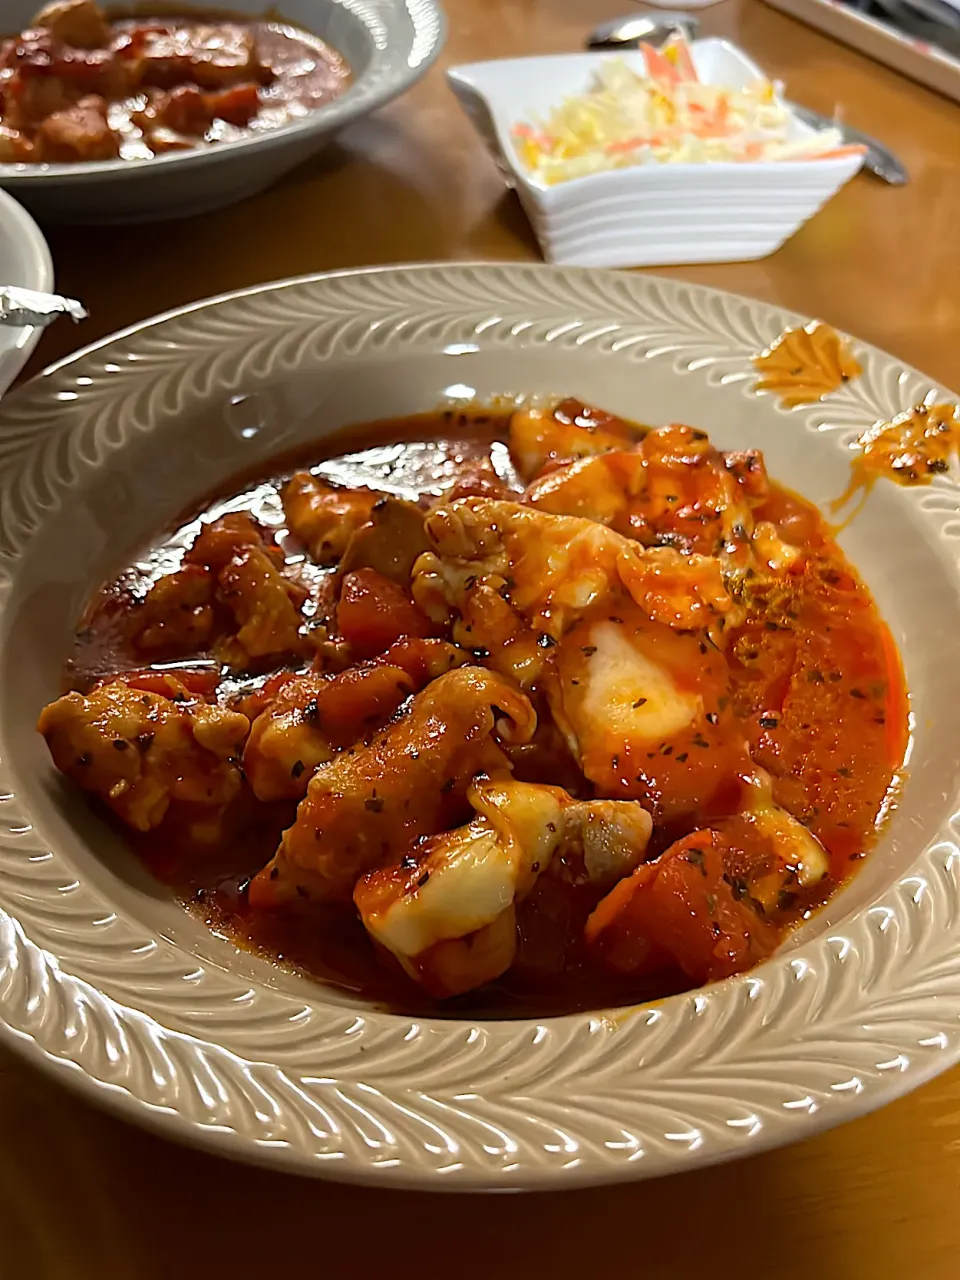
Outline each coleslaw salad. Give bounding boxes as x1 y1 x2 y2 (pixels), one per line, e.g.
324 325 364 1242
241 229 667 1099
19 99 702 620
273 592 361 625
511 38 864 185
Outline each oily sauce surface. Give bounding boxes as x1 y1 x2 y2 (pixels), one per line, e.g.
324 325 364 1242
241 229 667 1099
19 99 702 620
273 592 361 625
60 408 908 1016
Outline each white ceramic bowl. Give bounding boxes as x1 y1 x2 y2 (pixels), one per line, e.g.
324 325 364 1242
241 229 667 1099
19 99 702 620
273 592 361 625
0 0 445 225
0 185 53 395
447 41 864 268
0 263 958 1190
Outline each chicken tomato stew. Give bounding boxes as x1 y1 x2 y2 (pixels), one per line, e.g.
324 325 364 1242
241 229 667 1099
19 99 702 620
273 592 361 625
38 402 908 1014
0 2 350 164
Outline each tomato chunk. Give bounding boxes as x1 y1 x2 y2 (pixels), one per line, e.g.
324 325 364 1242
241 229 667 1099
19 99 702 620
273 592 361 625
585 830 775 985
99 667 221 700
337 568 433 659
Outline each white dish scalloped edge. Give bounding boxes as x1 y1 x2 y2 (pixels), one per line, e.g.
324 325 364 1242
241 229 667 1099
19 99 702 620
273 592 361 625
0 263 958 1190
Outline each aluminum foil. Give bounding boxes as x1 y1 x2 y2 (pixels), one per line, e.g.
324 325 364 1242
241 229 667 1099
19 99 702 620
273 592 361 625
0 286 87 329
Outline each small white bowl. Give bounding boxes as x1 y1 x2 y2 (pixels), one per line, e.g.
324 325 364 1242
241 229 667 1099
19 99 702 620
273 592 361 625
0 186 53 396
447 40 863 268
0 0 444 225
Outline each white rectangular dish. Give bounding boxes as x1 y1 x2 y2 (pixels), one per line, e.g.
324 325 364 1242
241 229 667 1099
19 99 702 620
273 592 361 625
447 39 864 269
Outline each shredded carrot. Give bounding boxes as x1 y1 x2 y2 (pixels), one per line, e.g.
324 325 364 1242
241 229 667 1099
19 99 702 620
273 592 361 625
799 144 866 160
604 137 647 154
664 38 699 82
640 41 682 89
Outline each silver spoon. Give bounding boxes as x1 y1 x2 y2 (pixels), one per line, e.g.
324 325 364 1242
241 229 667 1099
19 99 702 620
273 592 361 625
0 286 87 329
782 102 908 185
586 11 699 48
585 13 908 185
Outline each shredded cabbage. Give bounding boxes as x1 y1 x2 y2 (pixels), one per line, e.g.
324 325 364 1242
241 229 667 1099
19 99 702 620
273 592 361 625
511 41 853 185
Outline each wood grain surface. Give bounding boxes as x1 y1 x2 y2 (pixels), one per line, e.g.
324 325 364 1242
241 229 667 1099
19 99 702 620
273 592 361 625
4 1 960 1276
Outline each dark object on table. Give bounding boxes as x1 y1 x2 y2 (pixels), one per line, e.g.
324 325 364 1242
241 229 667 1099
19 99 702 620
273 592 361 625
851 0 960 55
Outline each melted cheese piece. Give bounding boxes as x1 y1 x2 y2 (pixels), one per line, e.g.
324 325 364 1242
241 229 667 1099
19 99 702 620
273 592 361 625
576 621 699 746
417 500 633 634
371 822 518 959
355 780 654 993
358 781 566 962
751 521 803 574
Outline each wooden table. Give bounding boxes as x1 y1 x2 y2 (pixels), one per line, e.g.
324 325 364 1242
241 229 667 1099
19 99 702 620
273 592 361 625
5 1 960 1275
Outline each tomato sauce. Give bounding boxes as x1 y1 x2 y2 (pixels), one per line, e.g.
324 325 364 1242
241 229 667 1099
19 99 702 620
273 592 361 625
54 408 909 1016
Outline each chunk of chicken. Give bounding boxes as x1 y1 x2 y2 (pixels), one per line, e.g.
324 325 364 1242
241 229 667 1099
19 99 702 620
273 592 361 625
417 498 730 633
243 638 467 801
508 405 635 482
524 450 643 529
414 500 746 821
130 513 307 667
38 676 249 833
248 666 536 907
413 498 732 684
355 780 566 996
281 473 378 566
37 94 119 161
33 1 110 48
637 424 753 556
526 426 802 591
180 512 306 667
136 23 268 92
0 67 75 133
355 778 652 997
525 425 747 554
414 499 615 687
0 28 129 126
338 496 431 586
616 544 733 632
723 449 770 500
131 564 214 656
564 797 655 889
215 545 306 668
184 511 276 572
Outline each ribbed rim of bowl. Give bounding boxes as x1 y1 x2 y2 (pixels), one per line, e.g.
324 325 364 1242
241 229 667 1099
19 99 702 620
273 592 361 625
0 0 446 184
0 263 958 1191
